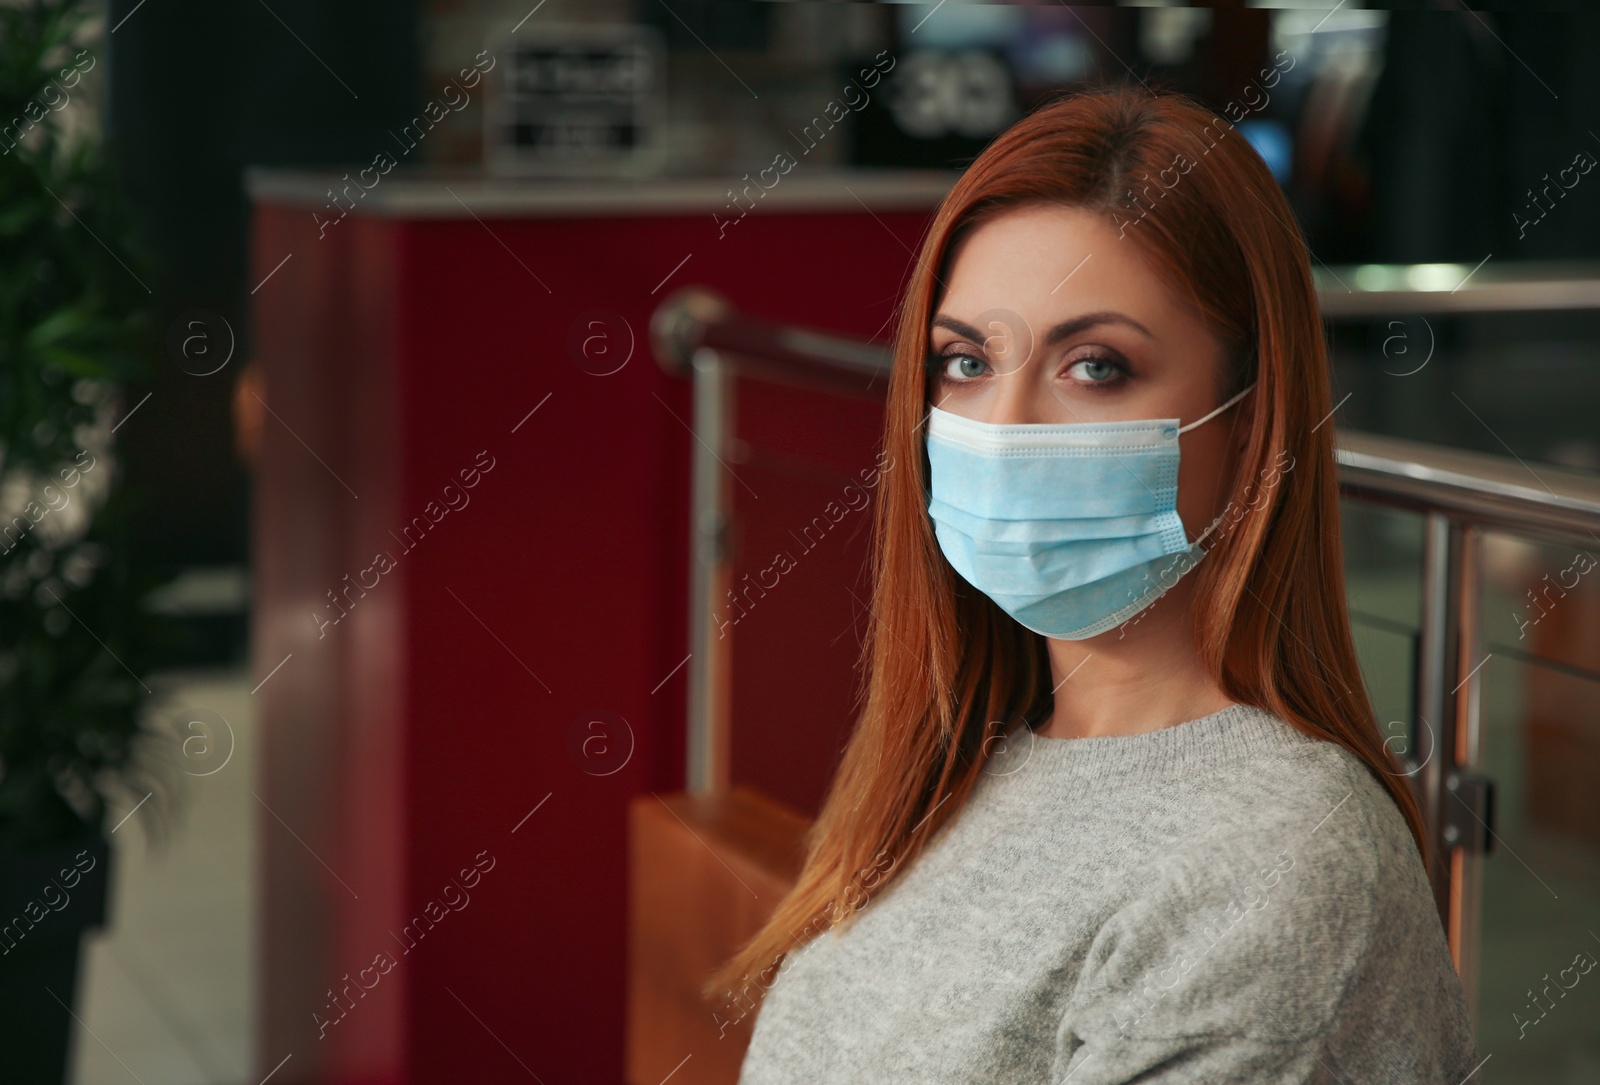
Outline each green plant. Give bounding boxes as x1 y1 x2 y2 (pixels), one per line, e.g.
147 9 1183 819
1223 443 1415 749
0 0 184 850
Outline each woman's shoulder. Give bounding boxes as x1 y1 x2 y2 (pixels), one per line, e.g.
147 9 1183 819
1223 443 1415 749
1165 704 1421 874
1132 708 1414 936
1145 716 1435 951
1062 708 1474 1073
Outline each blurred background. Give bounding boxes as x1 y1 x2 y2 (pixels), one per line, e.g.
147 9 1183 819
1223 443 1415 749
2 1 1598 1082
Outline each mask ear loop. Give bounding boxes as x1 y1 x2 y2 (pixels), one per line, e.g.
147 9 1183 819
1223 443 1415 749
1176 381 1256 434
1192 507 1230 549
1180 381 1258 549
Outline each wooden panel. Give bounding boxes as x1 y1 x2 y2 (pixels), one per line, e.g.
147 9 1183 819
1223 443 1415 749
1526 571 1600 846
627 787 810 1085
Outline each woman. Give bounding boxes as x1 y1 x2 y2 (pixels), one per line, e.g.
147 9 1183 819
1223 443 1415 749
716 86 1477 1083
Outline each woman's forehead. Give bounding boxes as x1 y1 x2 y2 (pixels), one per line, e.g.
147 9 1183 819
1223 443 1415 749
934 207 1202 346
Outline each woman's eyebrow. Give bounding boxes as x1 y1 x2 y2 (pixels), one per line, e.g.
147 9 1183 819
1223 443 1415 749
930 311 1154 345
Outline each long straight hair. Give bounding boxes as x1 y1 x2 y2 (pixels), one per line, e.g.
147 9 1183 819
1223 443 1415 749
703 85 1426 1007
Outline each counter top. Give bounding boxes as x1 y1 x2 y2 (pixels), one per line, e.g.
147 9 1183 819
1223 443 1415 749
244 166 961 219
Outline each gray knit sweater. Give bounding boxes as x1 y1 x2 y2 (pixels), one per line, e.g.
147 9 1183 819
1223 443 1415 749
736 704 1477 1083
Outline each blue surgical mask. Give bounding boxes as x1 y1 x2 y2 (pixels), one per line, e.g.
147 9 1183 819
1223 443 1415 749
925 383 1256 640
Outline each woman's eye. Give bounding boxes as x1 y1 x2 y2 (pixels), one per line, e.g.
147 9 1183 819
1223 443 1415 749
940 353 989 381
1066 357 1125 385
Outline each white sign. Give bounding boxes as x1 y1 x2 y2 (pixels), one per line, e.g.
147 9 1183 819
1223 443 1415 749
486 24 664 176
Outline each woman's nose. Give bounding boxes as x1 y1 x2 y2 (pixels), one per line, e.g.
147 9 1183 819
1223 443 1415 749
984 359 1056 426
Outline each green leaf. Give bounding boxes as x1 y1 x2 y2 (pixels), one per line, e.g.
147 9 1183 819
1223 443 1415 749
0 197 44 237
34 344 113 377
25 304 91 349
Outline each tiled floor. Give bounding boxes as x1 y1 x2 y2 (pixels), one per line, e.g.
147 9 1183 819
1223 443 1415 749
69 665 256 1085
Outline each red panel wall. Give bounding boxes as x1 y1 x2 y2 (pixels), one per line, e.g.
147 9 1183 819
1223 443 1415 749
250 187 934 1084
726 379 892 818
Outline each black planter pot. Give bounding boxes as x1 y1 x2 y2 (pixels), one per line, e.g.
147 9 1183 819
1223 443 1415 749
0 831 114 1083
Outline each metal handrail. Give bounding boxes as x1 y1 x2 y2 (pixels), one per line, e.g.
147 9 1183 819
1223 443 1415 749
650 288 893 399
653 285 1600 1026
1337 431 1600 543
1313 259 1600 316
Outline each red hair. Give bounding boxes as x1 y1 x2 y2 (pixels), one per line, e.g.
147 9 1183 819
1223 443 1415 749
704 85 1425 1007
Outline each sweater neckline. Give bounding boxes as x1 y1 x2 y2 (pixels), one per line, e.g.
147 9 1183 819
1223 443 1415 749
981 702 1316 784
